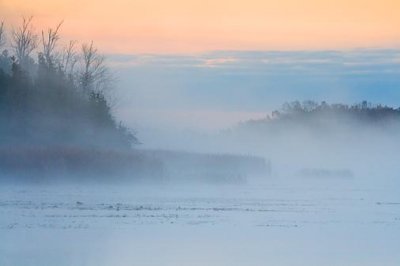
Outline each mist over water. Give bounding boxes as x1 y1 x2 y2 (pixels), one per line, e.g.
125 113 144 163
1 17 400 265
110 49 400 186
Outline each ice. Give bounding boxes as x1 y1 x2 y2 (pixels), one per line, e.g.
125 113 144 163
0 178 399 266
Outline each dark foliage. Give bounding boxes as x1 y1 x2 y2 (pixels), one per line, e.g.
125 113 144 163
0 41 137 150
0 147 162 182
242 100 400 130
277 100 400 122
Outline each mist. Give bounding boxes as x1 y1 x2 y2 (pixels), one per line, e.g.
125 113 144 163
1 17 400 266
108 50 400 187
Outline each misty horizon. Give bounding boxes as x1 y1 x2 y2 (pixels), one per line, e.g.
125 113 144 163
1 6 400 266
109 49 400 133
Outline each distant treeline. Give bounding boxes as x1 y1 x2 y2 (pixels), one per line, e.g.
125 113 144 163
142 149 270 183
0 147 269 183
241 100 400 131
0 17 137 149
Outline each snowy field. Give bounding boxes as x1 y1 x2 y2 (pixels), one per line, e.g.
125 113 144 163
0 178 399 266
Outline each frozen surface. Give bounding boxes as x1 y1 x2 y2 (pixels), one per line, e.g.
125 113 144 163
0 178 399 266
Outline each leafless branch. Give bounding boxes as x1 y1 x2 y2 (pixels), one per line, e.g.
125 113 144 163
41 21 63 67
11 16 38 66
0 21 5 48
61 40 78 78
79 41 110 92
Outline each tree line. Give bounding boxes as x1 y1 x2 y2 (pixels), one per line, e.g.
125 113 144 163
0 17 137 149
276 100 400 121
240 100 400 130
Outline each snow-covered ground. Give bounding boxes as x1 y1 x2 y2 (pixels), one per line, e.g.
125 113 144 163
0 178 399 266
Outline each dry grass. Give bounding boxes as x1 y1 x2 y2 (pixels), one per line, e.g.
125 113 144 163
0 147 269 184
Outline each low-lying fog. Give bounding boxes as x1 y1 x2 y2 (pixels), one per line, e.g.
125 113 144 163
1 36 400 265
112 49 400 187
125 105 400 188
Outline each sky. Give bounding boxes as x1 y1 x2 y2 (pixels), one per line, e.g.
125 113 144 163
110 50 400 132
1 0 400 53
1 0 400 139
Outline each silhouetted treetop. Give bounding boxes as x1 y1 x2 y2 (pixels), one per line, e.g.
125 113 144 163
239 100 400 133
0 17 137 149
276 100 400 121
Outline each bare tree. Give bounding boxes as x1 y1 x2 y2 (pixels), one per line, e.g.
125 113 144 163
79 41 109 91
61 40 78 80
12 16 38 68
41 21 63 68
0 21 5 48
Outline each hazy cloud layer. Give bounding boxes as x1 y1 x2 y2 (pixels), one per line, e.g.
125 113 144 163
109 49 400 132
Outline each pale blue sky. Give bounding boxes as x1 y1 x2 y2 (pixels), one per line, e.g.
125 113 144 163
109 49 400 132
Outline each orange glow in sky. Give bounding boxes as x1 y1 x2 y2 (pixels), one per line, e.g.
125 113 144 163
1 0 400 53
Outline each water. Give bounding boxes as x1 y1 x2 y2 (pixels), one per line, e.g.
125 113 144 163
0 179 399 265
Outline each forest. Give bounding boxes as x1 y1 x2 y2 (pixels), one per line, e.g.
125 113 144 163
240 100 400 132
0 18 136 149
